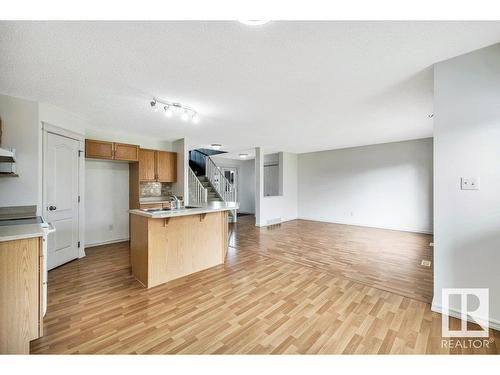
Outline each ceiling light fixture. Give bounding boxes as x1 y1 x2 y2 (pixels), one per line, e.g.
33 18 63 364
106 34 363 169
239 153 248 159
238 20 271 26
150 97 199 123
211 144 222 151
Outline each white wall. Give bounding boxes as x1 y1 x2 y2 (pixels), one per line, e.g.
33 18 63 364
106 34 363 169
256 150 298 226
85 160 130 246
432 43 500 328
212 157 255 214
298 138 433 233
0 94 40 209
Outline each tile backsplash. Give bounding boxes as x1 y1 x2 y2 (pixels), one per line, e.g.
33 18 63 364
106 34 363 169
139 182 172 198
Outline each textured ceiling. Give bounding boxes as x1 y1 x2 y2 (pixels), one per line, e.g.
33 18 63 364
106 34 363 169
1 21 500 153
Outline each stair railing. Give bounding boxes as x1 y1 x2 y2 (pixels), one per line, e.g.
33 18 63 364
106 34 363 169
188 167 208 206
205 155 236 203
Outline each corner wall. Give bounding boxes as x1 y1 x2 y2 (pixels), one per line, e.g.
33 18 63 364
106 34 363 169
255 149 298 226
433 43 500 328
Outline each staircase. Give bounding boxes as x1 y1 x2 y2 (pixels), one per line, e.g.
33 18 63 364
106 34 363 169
188 150 238 222
197 175 223 203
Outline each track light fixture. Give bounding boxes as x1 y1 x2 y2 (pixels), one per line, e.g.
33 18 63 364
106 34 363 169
150 98 199 123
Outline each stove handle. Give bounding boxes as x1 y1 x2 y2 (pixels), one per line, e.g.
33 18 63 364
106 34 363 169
47 223 56 234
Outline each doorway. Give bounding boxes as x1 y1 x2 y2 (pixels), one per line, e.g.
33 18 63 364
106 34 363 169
42 123 84 270
221 167 238 202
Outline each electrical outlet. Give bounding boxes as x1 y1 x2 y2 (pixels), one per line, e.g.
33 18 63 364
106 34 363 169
461 177 480 190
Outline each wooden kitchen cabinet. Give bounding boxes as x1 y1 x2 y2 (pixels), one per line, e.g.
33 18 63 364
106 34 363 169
156 151 177 182
140 203 163 209
138 149 156 181
114 143 139 161
85 139 139 162
138 149 177 183
0 237 44 354
85 139 114 159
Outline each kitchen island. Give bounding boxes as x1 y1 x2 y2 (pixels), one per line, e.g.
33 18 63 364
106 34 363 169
129 202 237 288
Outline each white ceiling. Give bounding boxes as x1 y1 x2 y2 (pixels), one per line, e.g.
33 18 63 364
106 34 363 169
1 21 500 154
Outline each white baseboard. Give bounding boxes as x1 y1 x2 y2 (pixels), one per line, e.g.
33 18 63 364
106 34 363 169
431 302 500 332
85 238 129 248
297 216 433 235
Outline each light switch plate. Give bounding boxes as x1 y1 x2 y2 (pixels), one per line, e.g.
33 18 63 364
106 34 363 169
461 177 480 190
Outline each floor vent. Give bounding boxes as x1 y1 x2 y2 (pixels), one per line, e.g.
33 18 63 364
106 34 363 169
421 260 432 267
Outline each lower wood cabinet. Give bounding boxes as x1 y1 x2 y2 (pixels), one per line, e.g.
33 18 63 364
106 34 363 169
0 237 43 354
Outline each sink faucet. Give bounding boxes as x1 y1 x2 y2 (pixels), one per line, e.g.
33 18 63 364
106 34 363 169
170 194 182 209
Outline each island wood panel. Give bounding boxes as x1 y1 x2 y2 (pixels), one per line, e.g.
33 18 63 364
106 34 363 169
130 214 149 287
0 237 40 354
156 151 177 182
85 139 114 159
138 149 156 181
114 143 139 161
130 211 228 288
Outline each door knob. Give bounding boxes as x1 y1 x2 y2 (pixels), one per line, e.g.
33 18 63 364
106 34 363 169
48 206 57 211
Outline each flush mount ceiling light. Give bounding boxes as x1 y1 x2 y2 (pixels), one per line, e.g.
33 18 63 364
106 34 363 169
211 144 222 150
150 98 199 123
239 153 249 159
238 20 271 26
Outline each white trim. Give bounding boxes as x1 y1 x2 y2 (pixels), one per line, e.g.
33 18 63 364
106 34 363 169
41 122 86 260
297 216 433 235
85 238 129 248
431 302 500 332
42 121 84 141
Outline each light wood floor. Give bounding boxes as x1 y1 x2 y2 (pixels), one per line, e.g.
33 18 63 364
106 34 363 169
31 217 499 354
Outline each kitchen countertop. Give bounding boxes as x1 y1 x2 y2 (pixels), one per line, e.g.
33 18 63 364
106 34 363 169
129 201 238 219
0 223 44 242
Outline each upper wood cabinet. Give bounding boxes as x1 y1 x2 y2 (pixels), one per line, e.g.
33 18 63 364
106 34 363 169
156 151 177 182
114 143 139 161
85 139 139 162
138 149 156 181
85 139 114 159
138 148 177 183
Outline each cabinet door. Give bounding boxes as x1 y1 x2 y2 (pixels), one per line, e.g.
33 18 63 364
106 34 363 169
138 149 156 181
140 203 163 209
114 143 139 161
156 151 177 182
85 139 113 159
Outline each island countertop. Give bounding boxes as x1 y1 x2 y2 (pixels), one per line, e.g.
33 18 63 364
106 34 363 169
129 201 238 219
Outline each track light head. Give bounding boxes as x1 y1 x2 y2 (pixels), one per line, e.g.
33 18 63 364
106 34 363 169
181 110 189 122
164 105 173 118
150 100 158 112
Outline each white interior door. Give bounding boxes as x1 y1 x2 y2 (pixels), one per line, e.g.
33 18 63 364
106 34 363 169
45 132 80 270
